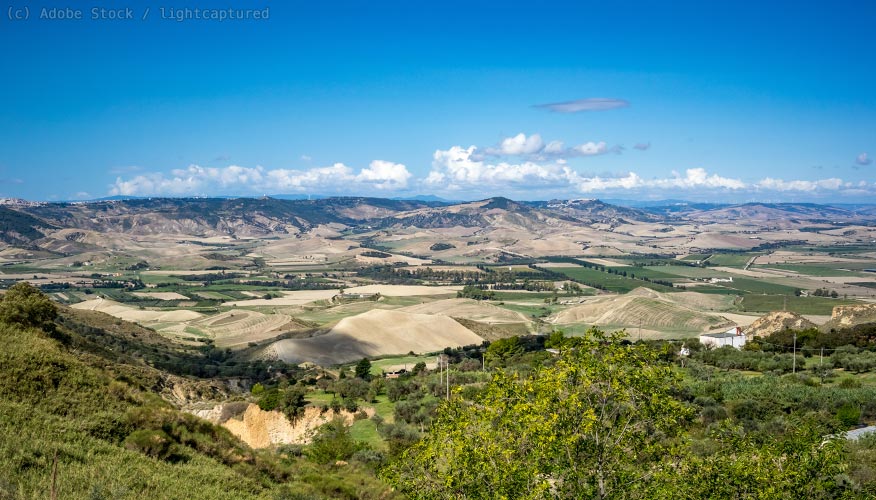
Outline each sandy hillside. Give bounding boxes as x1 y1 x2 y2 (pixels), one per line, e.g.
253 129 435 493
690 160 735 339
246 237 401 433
191 310 298 348
821 304 876 332
71 297 203 323
190 403 366 448
224 284 461 307
399 298 530 324
744 311 817 338
551 288 731 332
267 309 483 365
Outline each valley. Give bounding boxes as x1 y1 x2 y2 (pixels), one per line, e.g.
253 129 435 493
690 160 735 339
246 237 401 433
3 196 875 360
4 195 876 497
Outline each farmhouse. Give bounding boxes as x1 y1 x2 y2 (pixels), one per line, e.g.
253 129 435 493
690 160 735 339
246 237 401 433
699 326 746 349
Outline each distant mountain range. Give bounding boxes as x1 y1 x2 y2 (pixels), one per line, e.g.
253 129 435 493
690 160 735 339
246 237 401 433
1 196 875 252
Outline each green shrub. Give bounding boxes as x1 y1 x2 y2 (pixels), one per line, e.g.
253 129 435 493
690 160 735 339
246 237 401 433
838 404 862 428
308 417 365 464
123 429 183 462
0 282 58 331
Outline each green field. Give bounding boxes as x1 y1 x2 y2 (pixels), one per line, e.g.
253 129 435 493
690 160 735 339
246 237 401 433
739 294 859 315
642 265 734 279
490 291 563 301
548 267 676 293
138 273 184 284
368 354 435 375
350 418 384 450
495 301 557 319
706 253 759 267
680 254 711 261
609 266 684 281
753 264 870 277
720 277 799 295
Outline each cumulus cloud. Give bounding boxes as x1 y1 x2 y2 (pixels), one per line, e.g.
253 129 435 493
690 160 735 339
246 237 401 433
856 153 872 166
356 160 412 189
109 161 412 196
566 168 745 193
427 145 575 190
424 143 867 199
535 97 629 113
483 133 617 160
106 143 876 201
485 133 546 156
755 177 845 192
264 163 353 192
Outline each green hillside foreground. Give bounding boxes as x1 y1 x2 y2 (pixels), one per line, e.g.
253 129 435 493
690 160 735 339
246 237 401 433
0 283 395 499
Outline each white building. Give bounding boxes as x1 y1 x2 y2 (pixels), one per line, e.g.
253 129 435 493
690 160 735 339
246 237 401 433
699 326 746 349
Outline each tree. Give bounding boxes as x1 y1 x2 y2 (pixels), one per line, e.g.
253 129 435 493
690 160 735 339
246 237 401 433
0 282 58 331
308 417 364 464
383 329 693 499
486 336 523 361
654 420 847 499
355 357 372 380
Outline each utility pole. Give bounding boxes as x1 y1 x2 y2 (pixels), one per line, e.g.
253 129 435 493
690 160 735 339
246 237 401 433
820 347 824 367
438 355 442 392
446 358 450 400
792 332 797 374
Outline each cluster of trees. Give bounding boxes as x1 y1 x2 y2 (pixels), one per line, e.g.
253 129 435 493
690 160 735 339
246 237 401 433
0 282 58 332
383 330 852 498
832 346 876 373
696 347 795 373
456 285 495 300
812 288 840 298
252 383 308 421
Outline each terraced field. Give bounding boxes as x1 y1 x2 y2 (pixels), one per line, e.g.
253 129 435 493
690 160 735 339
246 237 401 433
192 310 297 348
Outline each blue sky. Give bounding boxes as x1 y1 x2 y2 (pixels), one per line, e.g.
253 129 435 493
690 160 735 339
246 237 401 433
1 0 874 202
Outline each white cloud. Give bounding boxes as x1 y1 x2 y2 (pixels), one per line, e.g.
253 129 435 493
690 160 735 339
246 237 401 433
425 143 865 199
571 172 645 192
535 97 629 113
106 143 876 202
356 160 412 189
427 145 575 190
265 163 355 192
486 133 545 156
484 133 615 159
109 161 412 196
652 168 747 190
570 141 609 157
856 152 872 166
755 177 845 192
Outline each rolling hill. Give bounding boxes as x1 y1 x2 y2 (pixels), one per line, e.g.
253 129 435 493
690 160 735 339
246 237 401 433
551 287 733 333
267 309 484 365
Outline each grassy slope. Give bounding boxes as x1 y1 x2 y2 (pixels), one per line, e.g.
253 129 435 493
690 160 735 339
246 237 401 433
0 319 395 499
